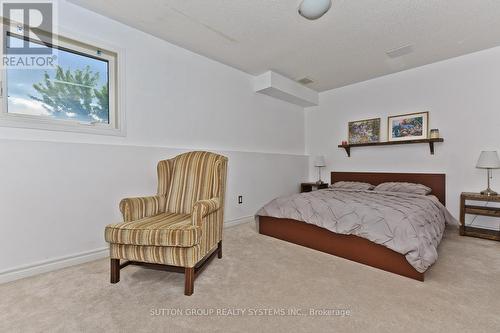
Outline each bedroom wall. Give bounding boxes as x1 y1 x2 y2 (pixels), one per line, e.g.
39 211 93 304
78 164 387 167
305 46 500 231
0 0 308 282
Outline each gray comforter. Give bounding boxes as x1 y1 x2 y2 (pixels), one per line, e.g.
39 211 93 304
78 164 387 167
257 189 458 273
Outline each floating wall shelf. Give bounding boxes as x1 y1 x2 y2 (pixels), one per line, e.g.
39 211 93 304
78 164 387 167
338 138 444 157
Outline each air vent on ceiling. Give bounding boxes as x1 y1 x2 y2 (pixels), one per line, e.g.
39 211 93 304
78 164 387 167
386 44 414 58
297 77 314 85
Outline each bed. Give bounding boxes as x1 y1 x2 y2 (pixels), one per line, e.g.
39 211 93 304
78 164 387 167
257 172 450 281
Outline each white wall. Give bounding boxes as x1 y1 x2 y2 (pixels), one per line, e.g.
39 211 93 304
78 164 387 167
0 139 306 276
0 0 308 280
306 46 500 230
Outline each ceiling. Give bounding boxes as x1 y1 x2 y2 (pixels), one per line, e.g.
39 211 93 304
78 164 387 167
69 0 500 92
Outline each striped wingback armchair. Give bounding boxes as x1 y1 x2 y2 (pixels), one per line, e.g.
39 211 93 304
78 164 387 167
105 151 228 295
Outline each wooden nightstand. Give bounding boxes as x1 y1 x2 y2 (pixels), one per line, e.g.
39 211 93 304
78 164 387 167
301 182 329 193
459 192 500 241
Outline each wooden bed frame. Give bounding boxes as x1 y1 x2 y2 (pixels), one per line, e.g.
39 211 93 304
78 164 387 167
258 172 446 281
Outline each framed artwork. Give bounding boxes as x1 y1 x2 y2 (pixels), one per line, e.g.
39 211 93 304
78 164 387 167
388 112 429 142
348 118 381 144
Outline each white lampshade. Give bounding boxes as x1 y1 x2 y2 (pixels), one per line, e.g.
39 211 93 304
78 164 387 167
298 0 332 20
314 155 326 167
476 151 500 169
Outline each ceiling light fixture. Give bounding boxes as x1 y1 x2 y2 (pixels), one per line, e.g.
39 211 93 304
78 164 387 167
298 0 332 20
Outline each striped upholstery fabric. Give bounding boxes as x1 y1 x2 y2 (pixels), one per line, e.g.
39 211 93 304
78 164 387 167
165 152 221 214
105 151 228 268
110 243 201 267
105 212 201 247
119 195 166 222
192 198 220 226
157 159 173 196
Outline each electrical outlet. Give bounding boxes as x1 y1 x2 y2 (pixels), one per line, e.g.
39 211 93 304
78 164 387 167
238 195 243 204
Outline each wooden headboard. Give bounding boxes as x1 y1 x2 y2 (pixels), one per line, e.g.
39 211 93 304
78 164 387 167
331 172 446 205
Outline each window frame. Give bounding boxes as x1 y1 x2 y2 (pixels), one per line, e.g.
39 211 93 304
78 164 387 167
0 23 125 136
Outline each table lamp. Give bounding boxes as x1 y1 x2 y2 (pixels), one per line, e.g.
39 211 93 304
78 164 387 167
314 155 326 184
476 151 500 196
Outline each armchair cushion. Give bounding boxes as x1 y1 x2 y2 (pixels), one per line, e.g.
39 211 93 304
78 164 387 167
119 195 166 222
110 243 201 268
105 212 201 247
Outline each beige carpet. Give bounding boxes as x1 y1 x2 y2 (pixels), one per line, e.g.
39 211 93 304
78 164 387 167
1 222 499 333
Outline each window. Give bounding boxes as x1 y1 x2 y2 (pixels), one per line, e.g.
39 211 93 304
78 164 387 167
0 27 123 135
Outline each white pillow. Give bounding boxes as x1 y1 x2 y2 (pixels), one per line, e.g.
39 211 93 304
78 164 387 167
330 181 375 191
373 182 431 195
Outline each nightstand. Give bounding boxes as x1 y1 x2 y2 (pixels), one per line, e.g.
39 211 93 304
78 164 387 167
301 182 329 193
459 192 500 241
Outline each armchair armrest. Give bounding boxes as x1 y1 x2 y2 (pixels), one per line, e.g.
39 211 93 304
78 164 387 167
191 198 221 226
119 195 166 222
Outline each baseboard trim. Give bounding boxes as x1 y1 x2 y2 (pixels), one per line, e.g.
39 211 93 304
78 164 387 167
224 215 253 228
0 247 108 284
0 215 254 284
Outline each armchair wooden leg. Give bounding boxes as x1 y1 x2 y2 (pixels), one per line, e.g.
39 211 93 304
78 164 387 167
110 259 120 284
217 241 222 259
184 267 194 296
